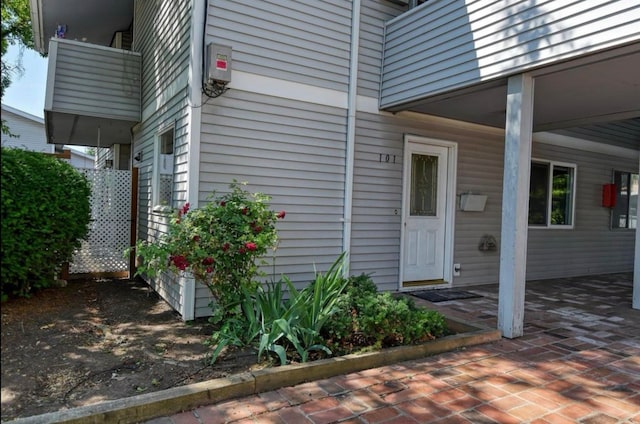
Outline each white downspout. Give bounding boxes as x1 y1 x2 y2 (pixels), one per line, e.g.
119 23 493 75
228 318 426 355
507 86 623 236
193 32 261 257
342 0 361 275
181 0 206 321
186 0 205 210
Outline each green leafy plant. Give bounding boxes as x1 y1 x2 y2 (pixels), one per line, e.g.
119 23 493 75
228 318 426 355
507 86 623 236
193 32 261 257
132 181 284 322
1 147 91 299
207 253 349 365
323 274 447 354
282 253 349 361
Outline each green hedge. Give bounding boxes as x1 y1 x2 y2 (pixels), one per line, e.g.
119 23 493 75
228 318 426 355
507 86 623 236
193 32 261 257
1 147 91 299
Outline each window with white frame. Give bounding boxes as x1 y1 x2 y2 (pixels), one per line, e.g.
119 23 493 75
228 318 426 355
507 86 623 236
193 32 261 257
611 170 638 229
528 160 576 228
153 126 175 208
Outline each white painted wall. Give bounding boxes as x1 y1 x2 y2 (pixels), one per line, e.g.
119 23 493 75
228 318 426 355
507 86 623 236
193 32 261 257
1 104 52 153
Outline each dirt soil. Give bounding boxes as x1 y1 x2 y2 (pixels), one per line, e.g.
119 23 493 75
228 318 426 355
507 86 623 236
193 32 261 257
1 278 261 421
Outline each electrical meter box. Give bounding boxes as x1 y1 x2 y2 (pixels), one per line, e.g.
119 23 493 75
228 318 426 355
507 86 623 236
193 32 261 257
206 43 232 83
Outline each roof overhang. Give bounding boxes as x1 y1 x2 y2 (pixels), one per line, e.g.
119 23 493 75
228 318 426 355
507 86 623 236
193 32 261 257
388 44 640 150
30 0 134 54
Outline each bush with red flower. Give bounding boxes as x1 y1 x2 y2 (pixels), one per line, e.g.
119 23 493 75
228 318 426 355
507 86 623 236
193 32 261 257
132 181 285 323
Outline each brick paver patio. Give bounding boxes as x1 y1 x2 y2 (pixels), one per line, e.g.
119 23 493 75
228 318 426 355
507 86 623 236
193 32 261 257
147 273 639 423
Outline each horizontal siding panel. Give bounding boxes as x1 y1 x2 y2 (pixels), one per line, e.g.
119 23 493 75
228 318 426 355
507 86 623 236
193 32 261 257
381 0 640 107
525 142 637 280
351 110 508 290
135 0 191 110
199 91 347 289
48 39 141 121
357 0 406 98
554 119 640 150
208 0 352 91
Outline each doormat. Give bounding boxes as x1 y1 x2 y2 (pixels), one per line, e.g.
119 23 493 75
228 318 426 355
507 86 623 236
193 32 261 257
411 289 482 303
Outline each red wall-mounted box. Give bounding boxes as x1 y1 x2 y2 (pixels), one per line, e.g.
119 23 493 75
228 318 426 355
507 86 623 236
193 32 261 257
602 183 616 208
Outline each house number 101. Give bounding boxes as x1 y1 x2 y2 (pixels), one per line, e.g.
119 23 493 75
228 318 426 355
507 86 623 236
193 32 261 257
379 154 396 163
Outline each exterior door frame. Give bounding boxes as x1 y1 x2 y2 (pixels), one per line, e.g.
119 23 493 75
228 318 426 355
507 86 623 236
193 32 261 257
399 135 457 291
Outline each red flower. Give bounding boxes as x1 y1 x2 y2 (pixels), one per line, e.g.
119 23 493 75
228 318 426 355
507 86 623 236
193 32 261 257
253 226 262 234
241 207 248 215
222 243 230 252
244 242 257 251
238 247 246 254
170 255 189 271
181 203 190 215
206 266 213 273
192 235 200 243
219 201 226 207
277 210 286 219
202 257 214 266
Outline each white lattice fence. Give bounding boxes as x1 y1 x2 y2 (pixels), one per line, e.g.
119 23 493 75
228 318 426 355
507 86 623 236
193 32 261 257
70 169 132 274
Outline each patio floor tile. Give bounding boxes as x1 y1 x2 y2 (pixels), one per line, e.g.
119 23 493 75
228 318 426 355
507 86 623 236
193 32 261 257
149 273 639 424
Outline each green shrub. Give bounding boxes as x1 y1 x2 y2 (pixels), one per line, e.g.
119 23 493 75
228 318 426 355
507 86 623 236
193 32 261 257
1 147 91 299
210 268 448 365
132 181 284 323
323 274 447 353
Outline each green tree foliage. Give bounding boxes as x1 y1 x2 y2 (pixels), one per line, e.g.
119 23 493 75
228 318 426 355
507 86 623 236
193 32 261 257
2 0 40 134
1 147 91 299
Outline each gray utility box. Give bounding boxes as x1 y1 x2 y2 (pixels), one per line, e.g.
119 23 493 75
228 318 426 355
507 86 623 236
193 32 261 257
206 43 232 83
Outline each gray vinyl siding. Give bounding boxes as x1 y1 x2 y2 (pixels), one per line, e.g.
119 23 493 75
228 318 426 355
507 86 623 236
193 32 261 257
357 0 405 98
132 0 192 315
194 283 215 318
526 143 637 280
207 0 352 91
351 111 637 290
199 89 346 288
553 119 640 151
135 0 192 114
351 112 506 290
381 0 640 108
45 38 141 121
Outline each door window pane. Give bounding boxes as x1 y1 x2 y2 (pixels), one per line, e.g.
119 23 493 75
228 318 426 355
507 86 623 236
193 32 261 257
410 154 437 216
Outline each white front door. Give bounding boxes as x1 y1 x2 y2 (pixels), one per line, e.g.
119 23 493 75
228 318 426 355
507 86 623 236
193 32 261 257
401 142 449 286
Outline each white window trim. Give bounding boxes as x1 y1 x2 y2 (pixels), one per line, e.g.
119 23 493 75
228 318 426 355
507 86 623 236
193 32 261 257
529 158 577 230
611 170 639 230
152 123 175 211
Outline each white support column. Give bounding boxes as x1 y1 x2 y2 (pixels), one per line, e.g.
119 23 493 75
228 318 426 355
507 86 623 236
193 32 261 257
633 155 640 310
498 74 534 338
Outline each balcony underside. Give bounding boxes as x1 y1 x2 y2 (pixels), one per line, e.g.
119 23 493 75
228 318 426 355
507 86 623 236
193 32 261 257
45 111 135 147
393 45 640 150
